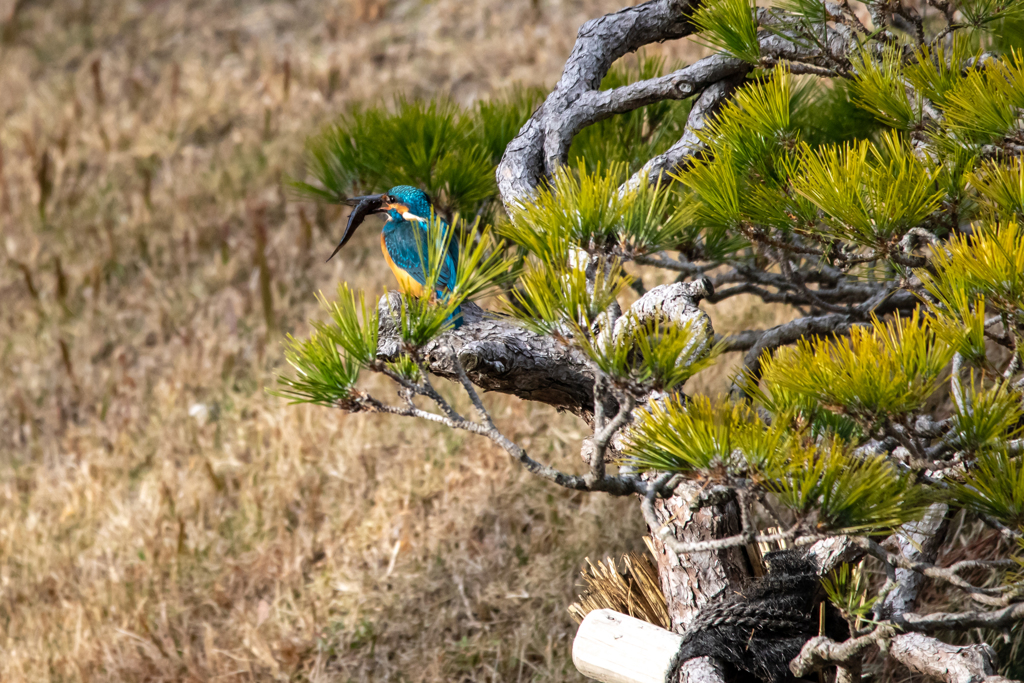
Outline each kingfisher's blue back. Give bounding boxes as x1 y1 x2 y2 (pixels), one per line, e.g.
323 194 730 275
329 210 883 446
378 186 463 328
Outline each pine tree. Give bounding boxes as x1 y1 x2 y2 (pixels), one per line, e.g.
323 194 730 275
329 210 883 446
283 2 1024 681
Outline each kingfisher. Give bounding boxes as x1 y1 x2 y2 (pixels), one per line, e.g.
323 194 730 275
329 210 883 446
328 185 462 327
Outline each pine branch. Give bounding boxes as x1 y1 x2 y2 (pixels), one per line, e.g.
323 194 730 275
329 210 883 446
732 314 857 397
794 629 1014 683
377 295 609 419
351 390 644 496
899 603 1024 632
790 624 898 679
849 536 1020 605
715 329 766 352
496 0 702 205
889 633 1013 683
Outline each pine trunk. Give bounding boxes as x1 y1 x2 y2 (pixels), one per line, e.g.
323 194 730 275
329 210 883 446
643 482 753 682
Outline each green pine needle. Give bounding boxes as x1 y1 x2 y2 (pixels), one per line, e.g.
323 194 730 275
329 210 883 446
951 449 1024 529
630 317 720 391
905 36 980 106
761 439 928 533
273 329 362 406
617 172 700 255
387 354 423 383
772 0 828 23
502 162 628 262
919 284 989 366
943 53 1024 145
581 317 720 391
700 66 795 177
848 45 921 130
790 78 884 147
674 149 744 230
791 134 944 246
621 395 791 474
273 284 379 405
761 311 953 419
294 97 500 217
692 0 761 64
474 85 546 165
506 256 632 338
920 220 1024 314
319 284 379 366
959 0 1024 28
971 157 1024 219
948 375 1024 453
738 368 864 442
821 562 879 626
502 163 693 261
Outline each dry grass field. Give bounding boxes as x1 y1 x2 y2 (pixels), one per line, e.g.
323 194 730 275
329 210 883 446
0 2 779 681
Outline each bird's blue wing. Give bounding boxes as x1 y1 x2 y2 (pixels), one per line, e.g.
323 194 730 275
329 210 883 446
385 220 460 298
383 226 428 286
437 226 460 296
403 222 458 297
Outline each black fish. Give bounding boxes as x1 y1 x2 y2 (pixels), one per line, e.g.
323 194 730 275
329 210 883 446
327 194 389 262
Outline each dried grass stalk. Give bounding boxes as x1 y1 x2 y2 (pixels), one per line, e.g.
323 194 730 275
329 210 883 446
568 543 670 629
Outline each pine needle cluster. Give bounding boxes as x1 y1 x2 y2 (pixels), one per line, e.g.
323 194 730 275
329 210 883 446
292 91 543 219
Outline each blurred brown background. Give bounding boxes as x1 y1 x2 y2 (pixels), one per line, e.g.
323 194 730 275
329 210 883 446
0 2 763 681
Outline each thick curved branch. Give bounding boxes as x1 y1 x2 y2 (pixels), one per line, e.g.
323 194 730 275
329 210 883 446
792 629 1015 683
625 74 747 190
497 0 701 205
498 5 858 206
889 633 1014 683
573 54 745 123
563 58 750 181
377 279 715 420
378 295 604 418
876 503 950 620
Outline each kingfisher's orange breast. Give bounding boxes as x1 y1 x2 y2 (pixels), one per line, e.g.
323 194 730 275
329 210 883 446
381 233 425 297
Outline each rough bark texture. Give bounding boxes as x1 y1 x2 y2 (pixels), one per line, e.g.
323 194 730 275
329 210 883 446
497 0 703 204
647 482 752 632
877 503 950 620
605 279 714 352
889 633 1014 683
677 656 729 683
378 295 603 418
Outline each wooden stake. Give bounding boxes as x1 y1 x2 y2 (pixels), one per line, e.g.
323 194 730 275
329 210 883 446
573 609 683 683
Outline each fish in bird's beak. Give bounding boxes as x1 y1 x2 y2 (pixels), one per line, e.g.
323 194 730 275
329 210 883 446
327 194 389 262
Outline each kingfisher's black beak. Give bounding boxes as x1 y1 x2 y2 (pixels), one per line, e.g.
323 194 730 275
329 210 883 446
327 194 387 262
